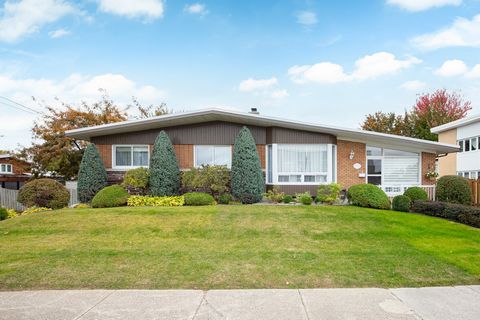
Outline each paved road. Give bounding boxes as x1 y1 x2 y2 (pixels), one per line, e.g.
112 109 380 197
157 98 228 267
0 286 479 319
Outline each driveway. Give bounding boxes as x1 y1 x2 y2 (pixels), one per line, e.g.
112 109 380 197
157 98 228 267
0 286 479 319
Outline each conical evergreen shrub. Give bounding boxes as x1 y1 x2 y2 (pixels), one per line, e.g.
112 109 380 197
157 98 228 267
149 131 180 196
231 126 264 204
77 143 108 203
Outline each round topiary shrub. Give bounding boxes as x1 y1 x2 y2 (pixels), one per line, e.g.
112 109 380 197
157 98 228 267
403 187 428 202
436 175 472 205
347 184 390 210
392 195 411 212
183 192 215 206
91 185 130 208
282 195 294 204
18 178 70 209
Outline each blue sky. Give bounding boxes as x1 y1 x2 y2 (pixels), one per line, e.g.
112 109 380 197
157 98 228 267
1 0 480 149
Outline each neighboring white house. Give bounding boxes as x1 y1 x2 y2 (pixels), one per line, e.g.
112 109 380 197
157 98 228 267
431 114 480 179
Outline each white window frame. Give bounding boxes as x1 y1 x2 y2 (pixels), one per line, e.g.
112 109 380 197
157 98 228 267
112 145 150 170
193 145 232 168
366 146 421 186
0 163 13 174
266 143 335 185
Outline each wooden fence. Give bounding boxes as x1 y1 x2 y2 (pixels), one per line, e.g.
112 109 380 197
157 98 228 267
467 179 480 206
0 187 78 210
0 187 26 211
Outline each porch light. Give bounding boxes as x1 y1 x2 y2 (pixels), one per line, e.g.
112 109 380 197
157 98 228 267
349 150 355 160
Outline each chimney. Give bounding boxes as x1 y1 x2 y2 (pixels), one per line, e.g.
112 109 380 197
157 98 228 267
249 107 259 115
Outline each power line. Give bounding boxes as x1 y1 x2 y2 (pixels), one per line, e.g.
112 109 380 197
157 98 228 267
0 100 38 115
0 96 42 115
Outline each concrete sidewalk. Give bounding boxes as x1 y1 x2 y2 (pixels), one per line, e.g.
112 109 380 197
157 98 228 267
0 286 479 320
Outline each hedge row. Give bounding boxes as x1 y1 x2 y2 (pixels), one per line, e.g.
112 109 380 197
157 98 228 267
412 200 480 228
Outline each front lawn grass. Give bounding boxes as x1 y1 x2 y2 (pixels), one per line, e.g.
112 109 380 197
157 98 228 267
0 205 479 290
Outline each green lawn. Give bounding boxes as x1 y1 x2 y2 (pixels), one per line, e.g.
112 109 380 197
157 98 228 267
0 205 479 290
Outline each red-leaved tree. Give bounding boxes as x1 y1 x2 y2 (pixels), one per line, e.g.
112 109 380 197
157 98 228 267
412 89 471 141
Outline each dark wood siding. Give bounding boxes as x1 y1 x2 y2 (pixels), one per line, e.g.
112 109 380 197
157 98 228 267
266 127 336 144
91 121 266 145
91 122 336 146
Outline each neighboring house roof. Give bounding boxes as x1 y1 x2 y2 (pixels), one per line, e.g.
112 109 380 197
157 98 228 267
0 154 13 159
431 114 480 134
65 108 459 154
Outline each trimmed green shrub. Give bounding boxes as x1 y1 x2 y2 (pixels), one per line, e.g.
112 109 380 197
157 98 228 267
392 195 411 212
263 186 284 203
0 207 7 221
149 131 180 196
316 183 342 204
347 184 390 210
436 175 472 205
18 178 70 209
91 185 129 208
77 144 108 203
231 127 264 204
283 195 294 204
411 200 447 218
122 167 149 195
412 200 480 228
218 193 233 204
127 195 184 207
296 192 313 205
403 187 428 202
181 165 230 196
183 192 215 206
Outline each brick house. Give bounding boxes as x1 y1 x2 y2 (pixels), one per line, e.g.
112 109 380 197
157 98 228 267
0 154 31 190
66 108 458 196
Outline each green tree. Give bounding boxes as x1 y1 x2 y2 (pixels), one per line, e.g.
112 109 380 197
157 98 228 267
231 126 264 204
149 131 180 196
77 144 108 203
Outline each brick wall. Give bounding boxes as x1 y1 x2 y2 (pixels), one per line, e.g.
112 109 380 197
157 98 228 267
174 145 193 169
0 158 29 175
422 152 437 185
256 145 266 170
337 140 366 189
96 145 112 169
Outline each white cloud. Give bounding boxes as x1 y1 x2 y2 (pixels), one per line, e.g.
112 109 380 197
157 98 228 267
411 14 480 50
238 77 288 100
387 0 461 11
289 52 421 84
98 0 164 20
48 28 70 38
288 63 350 84
400 80 427 91
434 59 468 76
0 73 166 107
296 11 317 26
270 89 289 99
184 3 208 15
466 64 480 78
0 0 76 43
238 77 278 92
352 52 421 80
